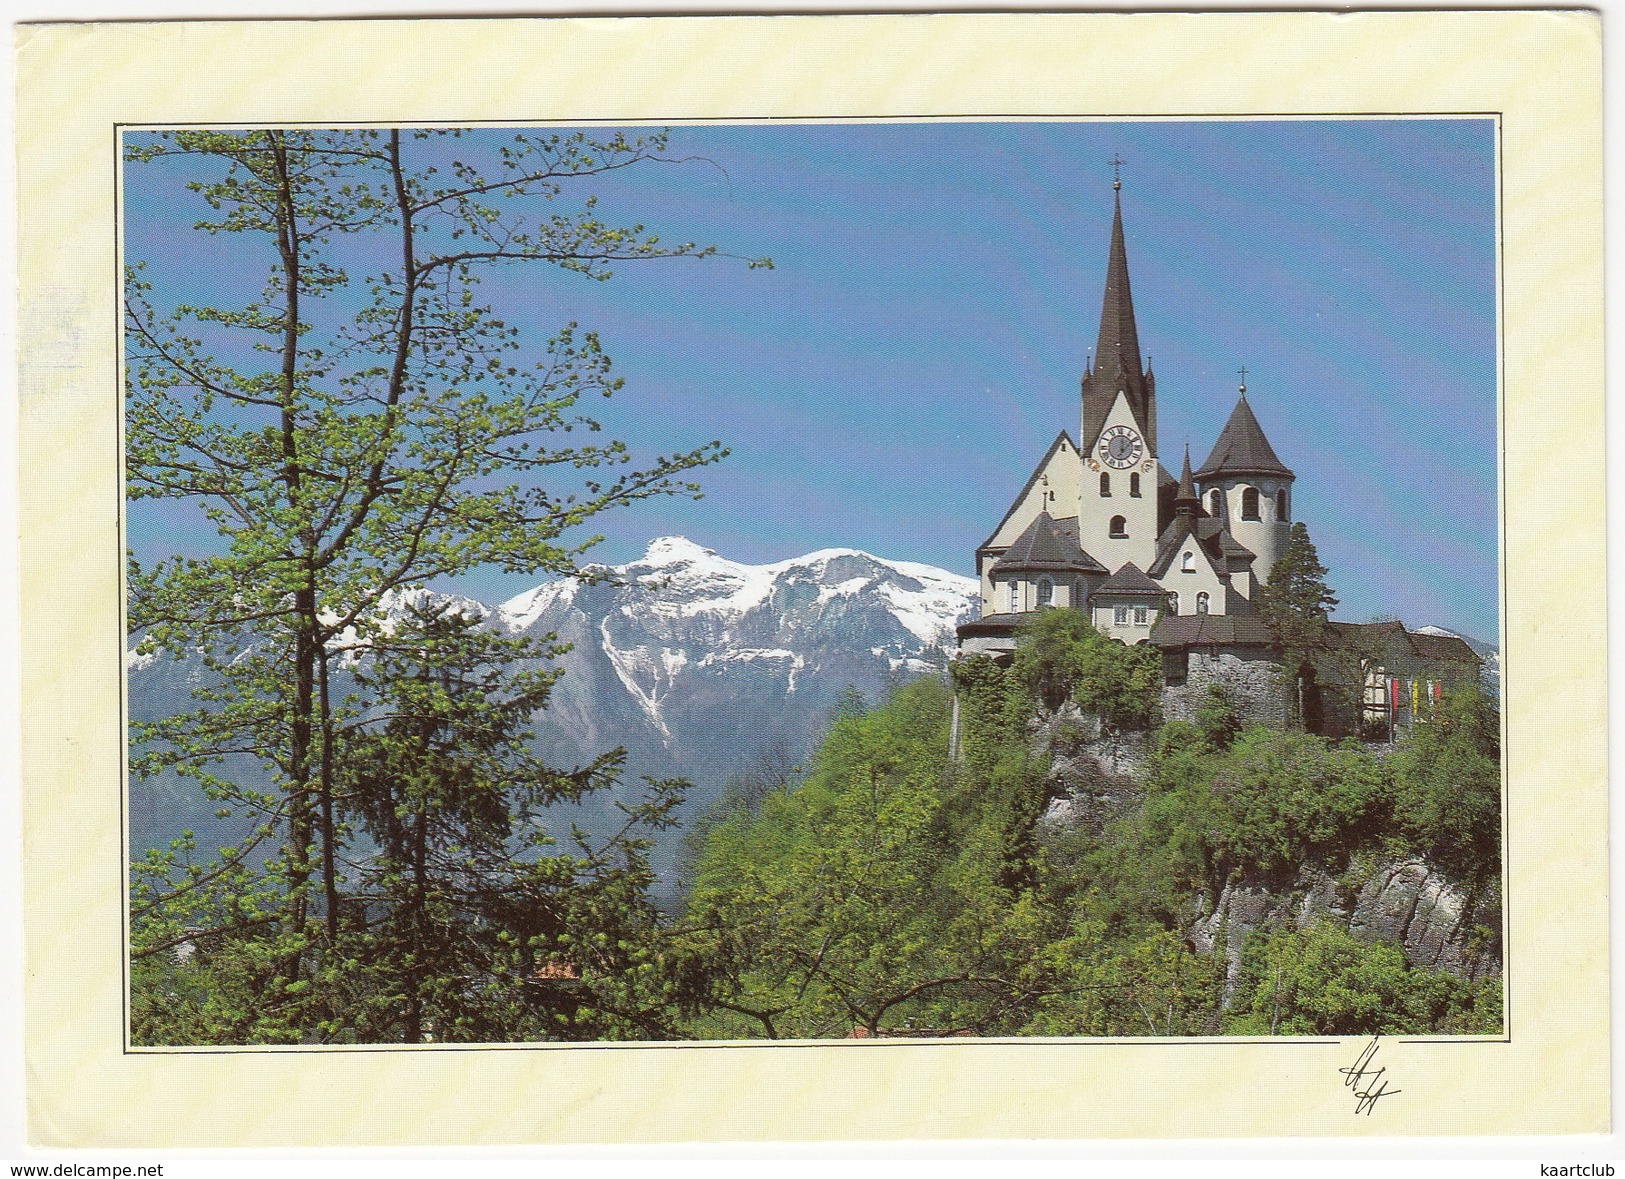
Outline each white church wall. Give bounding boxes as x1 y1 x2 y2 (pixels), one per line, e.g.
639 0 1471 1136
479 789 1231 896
1205 477 1291 584
978 437 1082 608
1092 600 1161 644
1155 541 1230 619
1078 390 1159 569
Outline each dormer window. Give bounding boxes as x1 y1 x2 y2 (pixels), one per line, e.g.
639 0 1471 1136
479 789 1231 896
1241 487 1260 521
1100 472 1112 497
1181 551 1195 573
1109 515 1127 539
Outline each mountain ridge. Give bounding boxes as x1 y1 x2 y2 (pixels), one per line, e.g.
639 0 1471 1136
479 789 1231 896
127 537 1495 893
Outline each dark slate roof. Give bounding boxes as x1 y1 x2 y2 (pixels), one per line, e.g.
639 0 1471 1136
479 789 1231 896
1095 561 1166 598
1195 394 1294 481
1211 522 1257 563
1146 514 1253 578
1157 462 1177 489
1080 190 1155 455
1409 632 1480 664
1149 612 1277 649
1175 446 1198 504
989 513 1106 575
1321 619 1407 651
977 431 1078 552
956 612 1027 639
1323 621 1480 666
1148 516 1199 578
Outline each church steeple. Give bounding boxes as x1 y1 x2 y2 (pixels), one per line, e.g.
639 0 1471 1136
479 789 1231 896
1175 444 1199 517
1093 188 1144 386
1081 177 1156 457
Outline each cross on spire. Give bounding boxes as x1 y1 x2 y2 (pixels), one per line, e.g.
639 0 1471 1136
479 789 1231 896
1237 364 1249 392
1109 153 1127 191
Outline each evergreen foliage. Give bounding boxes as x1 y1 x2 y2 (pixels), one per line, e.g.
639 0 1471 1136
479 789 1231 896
1258 522 1340 648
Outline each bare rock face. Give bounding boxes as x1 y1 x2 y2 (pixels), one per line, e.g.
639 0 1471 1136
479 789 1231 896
1188 859 1502 1003
1346 859 1501 980
1036 710 1149 836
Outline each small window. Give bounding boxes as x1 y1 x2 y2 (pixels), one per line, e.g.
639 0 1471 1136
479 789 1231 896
1006 581 1018 612
1210 489 1223 517
1129 472 1142 497
1114 605 1130 625
1134 605 1149 625
1196 592 1210 615
1109 515 1127 539
1037 576 1054 607
1241 487 1260 521
1276 488 1289 521
1163 649 1189 684
1099 472 1111 497
1181 551 1195 573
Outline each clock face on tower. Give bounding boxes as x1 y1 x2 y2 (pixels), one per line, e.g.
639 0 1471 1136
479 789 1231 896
1098 425 1144 470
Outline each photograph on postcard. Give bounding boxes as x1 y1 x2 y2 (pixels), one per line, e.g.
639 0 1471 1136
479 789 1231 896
122 118 1504 1047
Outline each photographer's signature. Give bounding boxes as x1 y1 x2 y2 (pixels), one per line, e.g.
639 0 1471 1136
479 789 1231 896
1339 1036 1401 1115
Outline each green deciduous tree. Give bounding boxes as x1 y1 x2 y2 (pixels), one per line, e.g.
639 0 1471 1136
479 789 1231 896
1388 683 1502 888
1008 608 1161 730
1228 919 1500 1036
681 678 1068 1038
126 127 765 1042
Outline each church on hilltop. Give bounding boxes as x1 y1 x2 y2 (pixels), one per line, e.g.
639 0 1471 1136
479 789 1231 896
955 176 1478 735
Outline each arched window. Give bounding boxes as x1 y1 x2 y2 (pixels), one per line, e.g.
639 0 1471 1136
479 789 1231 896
1006 580 1018 613
1210 489 1223 517
1037 576 1054 607
1196 591 1210 615
1276 488 1289 521
1109 515 1127 539
1181 551 1196 573
1099 472 1111 497
1241 486 1260 520
1129 472 1142 497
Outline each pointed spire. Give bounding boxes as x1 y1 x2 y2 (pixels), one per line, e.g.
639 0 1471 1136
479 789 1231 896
1080 176 1154 455
1195 392 1294 481
1176 444 1198 504
1092 187 1145 389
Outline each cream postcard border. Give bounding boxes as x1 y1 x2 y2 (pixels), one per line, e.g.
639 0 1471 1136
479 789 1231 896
15 12 1605 1146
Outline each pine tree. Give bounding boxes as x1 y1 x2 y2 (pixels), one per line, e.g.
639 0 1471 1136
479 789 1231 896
1258 521 1340 650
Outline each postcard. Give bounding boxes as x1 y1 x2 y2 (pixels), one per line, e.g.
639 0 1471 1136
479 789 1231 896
15 11 1605 1145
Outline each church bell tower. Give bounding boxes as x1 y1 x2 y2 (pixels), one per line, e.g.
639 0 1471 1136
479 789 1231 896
1077 172 1159 571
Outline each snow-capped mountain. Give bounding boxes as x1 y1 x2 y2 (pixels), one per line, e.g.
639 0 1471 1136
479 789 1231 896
127 537 979 893
1414 625 1500 695
499 536 972 760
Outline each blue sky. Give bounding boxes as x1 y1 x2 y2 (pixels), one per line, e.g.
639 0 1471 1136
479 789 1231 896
124 119 1499 641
